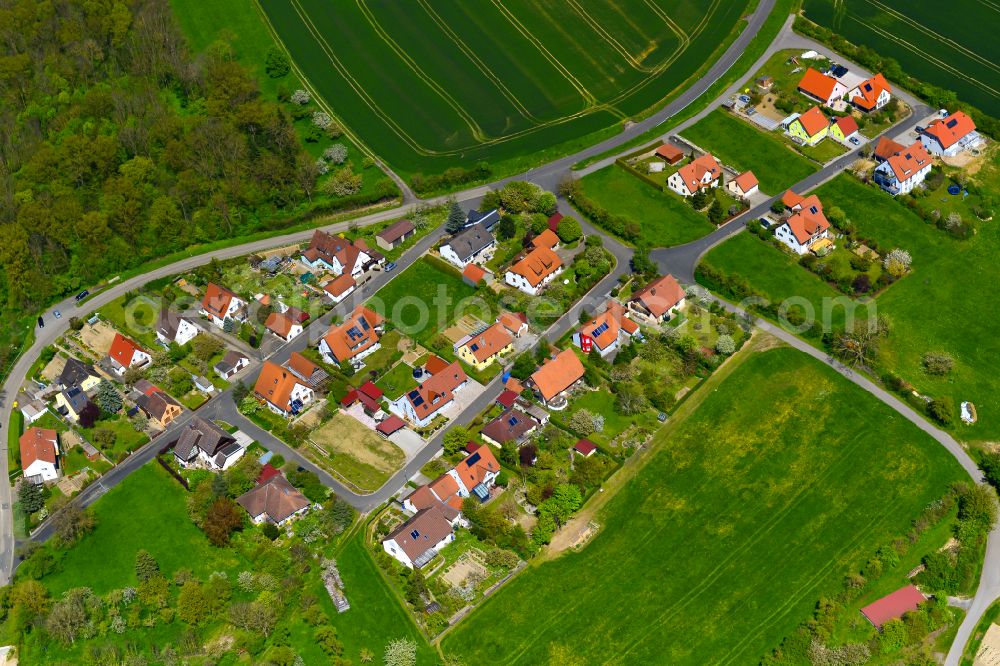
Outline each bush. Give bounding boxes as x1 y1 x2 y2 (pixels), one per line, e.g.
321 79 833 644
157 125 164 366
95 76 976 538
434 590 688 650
928 397 954 425
922 352 954 376
264 47 290 78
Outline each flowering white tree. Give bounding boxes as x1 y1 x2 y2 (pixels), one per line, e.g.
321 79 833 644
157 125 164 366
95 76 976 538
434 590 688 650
384 638 417 666
290 89 310 105
323 143 348 164
716 335 736 355
315 158 329 176
883 248 912 277
312 111 332 129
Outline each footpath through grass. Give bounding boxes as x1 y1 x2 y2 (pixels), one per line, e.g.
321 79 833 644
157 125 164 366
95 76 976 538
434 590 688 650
681 109 817 193
578 165 715 248
442 346 965 664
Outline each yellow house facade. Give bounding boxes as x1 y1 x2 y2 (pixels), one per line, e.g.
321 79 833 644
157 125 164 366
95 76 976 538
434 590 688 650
787 106 830 146
456 323 514 371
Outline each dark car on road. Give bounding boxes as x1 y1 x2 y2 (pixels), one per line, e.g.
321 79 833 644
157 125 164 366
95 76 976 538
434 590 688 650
75 289 90 301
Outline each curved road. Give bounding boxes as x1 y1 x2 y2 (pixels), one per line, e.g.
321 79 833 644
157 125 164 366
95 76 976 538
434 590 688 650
2 5 994 662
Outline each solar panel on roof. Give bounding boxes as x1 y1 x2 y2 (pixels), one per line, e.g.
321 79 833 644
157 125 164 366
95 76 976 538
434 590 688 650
467 452 481 465
470 344 479 352
413 395 424 407
410 529 419 538
947 118 958 128
408 390 420 400
359 317 370 331
809 206 818 214
508 417 518 426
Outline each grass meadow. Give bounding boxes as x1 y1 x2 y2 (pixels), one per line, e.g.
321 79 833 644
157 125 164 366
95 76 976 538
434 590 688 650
681 109 818 193
578 165 716 247
700 160 1000 441
802 0 999 115
441 347 965 664
257 0 750 176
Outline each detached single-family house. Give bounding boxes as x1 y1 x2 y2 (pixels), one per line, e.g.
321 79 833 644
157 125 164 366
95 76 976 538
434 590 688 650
727 171 759 200
55 385 90 422
319 305 383 366
20 427 59 484
107 333 151 377
58 357 101 392
264 311 303 342
135 385 183 428
497 311 528 338
254 360 314 417
874 140 933 195
480 408 538 447
505 246 563 295
391 361 468 428
627 274 686 324
830 115 860 143
787 106 830 146
920 110 981 157
463 208 500 232
383 504 460 569
655 143 684 165
322 273 356 304
666 153 722 197
440 223 495 269
873 136 907 162
201 283 246 328
214 350 249 380
406 444 501 513
300 229 382 277
797 67 848 106
775 191 832 255
156 309 200 347
286 352 329 388
530 349 585 407
456 323 514 371
849 73 892 112
236 473 309 525
237 474 310 526
573 301 639 357
530 229 560 251
376 219 416 251
173 417 246 470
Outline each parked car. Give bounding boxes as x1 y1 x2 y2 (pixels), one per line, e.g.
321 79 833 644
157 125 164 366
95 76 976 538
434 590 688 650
746 107 757 116
385 262 397 272
37 316 44 328
53 310 61 319
738 94 751 104
849 136 861 146
75 289 90 301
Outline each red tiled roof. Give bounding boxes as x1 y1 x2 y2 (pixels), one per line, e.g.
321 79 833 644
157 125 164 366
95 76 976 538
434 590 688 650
732 170 758 194
629 275 685 318
257 463 281 485
531 229 560 250
834 115 859 137
547 212 563 232
852 73 891 110
254 361 304 412
885 141 932 182
509 246 562 287
531 349 585 402
874 136 906 161
377 219 415 244
655 143 683 162
376 415 405 435
496 389 518 409
287 352 320 381
574 439 597 456
321 305 383 363
462 263 488 284
454 445 500 491
498 311 527 335
674 153 722 193
798 67 839 102
781 189 805 209
424 354 450 376
860 585 924 629
323 273 356 298
202 283 238 319
785 208 830 244
924 111 977 149
265 311 297 338
108 333 145 368
796 106 829 137
460 323 513 363
406 361 468 421
20 427 57 469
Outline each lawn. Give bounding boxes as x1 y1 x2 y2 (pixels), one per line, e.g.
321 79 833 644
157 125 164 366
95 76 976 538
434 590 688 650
802 0 999 115
558 387 659 447
442 347 966 663
797 136 848 163
577 164 715 248
36 464 246 596
306 412 405 492
80 414 150 458
681 109 818 193
257 0 751 178
61 445 112 477
374 361 416 401
367 256 476 344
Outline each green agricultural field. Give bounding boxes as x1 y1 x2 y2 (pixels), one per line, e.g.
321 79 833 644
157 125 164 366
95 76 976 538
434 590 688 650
681 109 817 193
577 165 715 247
258 0 751 177
802 0 999 115
368 256 477 344
442 347 966 664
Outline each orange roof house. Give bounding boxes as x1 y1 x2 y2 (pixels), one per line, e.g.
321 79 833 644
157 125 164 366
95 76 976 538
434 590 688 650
850 73 891 111
796 106 830 137
833 115 859 138
319 305 383 365
457 323 513 366
873 136 906 161
20 427 58 481
530 228 560 250
264 311 301 341
107 333 149 374
254 361 313 415
797 67 845 104
497 311 528 337
884 141 932 184
201 283 242 322
452 445 500 493
921 110 978 154
506 246 562 294
575 302 638 355
424 353 451 376
776 192 831 251
668 153 722 196
728 170 759 198
627 275 686 322
395 360 468 426
322 273 356 301
530 349 585 404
